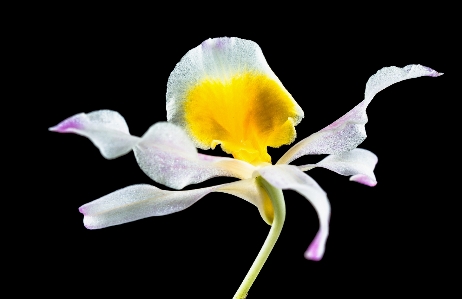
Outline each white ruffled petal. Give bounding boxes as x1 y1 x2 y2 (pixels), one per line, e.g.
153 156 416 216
134 122 255 189
257 165 331 261
51 111 255 189
49 110 140 159
277 65 442 165
298 148 378 186
79 178 269 229
167 37 303 127
165 37 304 165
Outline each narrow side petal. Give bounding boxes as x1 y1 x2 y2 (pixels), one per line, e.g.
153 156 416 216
79 184 218 229
49 110 140 159
298 148 378 186
134 122 255 190
80 179 270 229
257 165 331 261
277 65 442 165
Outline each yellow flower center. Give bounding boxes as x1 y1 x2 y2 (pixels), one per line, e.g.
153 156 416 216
183 72 302 165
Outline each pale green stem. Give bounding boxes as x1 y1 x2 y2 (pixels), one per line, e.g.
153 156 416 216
233 176 286 299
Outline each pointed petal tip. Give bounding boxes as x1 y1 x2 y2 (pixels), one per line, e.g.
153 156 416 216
430 71 444 77
304 251 323 261
350 174 377 187
304 231 326 261
422 66 443 77
48 118 83 133
304 243 324 261
48 125 59 132
48 123 73 133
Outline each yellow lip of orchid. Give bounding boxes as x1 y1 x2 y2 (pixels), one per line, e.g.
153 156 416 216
50 36 442 299
166 37 304 165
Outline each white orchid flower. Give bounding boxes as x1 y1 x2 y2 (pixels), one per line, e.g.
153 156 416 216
50 37 442 299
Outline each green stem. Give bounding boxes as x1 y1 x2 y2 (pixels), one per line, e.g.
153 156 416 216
233 176 286 299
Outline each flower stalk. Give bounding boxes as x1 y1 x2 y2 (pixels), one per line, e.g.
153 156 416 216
233 176 286 299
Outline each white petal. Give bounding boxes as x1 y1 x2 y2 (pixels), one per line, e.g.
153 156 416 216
134 122 255 189
277 65 442 165
298 148 378 186
49 110 140 159
166 37 303 141
51 111 255 189
79 184 218 229
257 165 331 261
80 179 268 229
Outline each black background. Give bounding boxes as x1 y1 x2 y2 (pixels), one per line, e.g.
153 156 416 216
28 5 455 298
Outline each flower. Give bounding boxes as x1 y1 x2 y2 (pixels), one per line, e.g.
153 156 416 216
50 37 442 298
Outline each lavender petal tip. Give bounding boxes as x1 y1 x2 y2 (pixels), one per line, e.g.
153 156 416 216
424 66 444 77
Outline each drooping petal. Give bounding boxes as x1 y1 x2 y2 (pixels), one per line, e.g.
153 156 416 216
298 148 378 186
134 122 255 190
277 65 442 165
49 110 140 159
50 111 255 189
80 178 271 229
257 164 331 261
166 37 304 165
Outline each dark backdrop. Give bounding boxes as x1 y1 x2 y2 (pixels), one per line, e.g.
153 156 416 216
34 7 454 298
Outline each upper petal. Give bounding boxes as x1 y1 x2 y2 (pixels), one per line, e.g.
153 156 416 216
166 37 304 165
277 65 442 165
298 148 378 186
257 164 331 261
50 110 255 189
80 178 272 229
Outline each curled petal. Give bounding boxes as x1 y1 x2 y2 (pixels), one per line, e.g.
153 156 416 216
50 111 255 189
134 122 255 189
277 65 442 165
166 37 304 164
80 179 270 229
49 110 140 159
298 148 378 186
257 164 331 261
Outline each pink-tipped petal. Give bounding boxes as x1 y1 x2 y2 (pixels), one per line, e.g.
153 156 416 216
277 65 442 165
298 148 378 186
350 174 377 187
304 231 324 261
48 113 85 132
257 165 330 261
49 110 140 159
52 112 254 189
134 122 255 190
